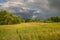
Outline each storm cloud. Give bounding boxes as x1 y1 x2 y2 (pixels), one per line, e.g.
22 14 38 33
48 0 60 9
0 0 60 19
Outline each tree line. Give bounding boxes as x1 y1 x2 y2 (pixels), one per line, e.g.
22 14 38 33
0 10 60 25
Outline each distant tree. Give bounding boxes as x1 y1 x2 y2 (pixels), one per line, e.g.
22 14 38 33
33 18 41 22
44 16 60 22
25 18 33 22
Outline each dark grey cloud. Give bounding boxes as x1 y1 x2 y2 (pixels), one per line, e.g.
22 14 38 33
48 0 60 9
47 0 60 17
0 0 60 19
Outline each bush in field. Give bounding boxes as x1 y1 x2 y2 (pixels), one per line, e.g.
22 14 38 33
44 16 60 22
0 10 22 25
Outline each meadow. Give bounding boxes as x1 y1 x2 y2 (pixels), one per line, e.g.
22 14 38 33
0 23 60 40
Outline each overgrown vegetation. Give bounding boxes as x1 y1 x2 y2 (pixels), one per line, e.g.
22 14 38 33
0 10 22 25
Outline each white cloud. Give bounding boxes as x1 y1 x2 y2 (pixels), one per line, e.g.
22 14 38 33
1 1 25 8
32 15 37 19
28 0 34 2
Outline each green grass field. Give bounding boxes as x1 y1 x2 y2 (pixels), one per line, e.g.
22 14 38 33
0 23 60 40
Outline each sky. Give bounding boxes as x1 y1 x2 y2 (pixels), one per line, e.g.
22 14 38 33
0 0 60 18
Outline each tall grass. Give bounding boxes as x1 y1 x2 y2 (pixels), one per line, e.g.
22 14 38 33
0 23 60 40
